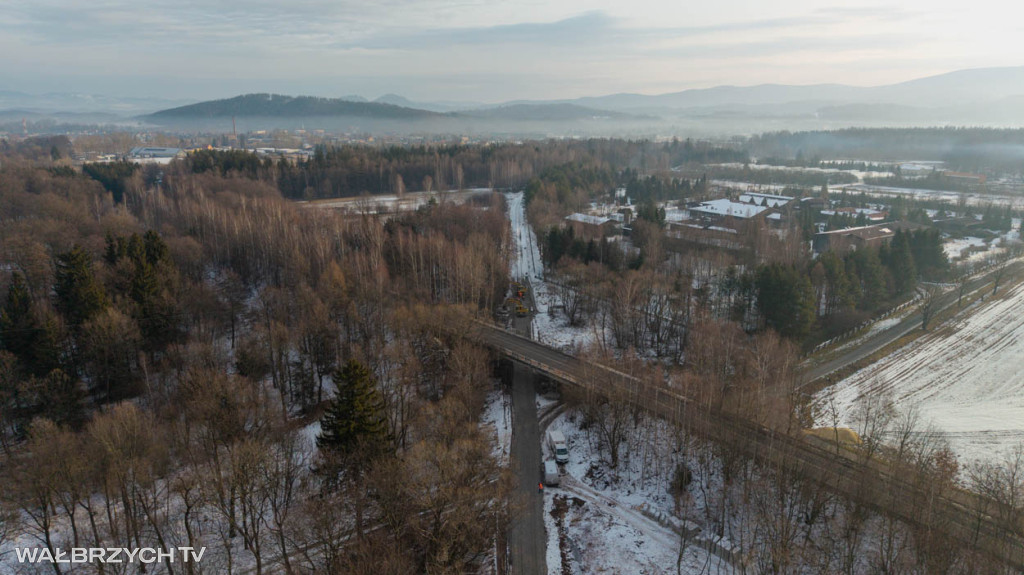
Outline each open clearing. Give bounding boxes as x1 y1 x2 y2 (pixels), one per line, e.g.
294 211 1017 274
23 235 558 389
814 280 1024 467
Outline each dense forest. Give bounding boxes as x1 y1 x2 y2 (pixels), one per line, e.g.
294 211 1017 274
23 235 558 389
0 156 514 572
178 138 740 201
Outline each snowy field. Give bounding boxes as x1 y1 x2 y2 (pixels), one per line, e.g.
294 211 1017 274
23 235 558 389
814 280 1024 467
711 161 893 181
835 183 1024 209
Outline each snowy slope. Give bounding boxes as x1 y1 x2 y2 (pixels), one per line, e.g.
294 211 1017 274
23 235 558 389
814 281 1024 466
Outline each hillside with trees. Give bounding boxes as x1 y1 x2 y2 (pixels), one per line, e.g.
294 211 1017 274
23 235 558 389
147 93 443 120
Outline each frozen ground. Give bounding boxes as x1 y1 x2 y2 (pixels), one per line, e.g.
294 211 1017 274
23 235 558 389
814 280 1024 467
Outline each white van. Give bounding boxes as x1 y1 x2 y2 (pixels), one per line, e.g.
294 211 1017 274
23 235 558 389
544 460 560 486
547 430 569 464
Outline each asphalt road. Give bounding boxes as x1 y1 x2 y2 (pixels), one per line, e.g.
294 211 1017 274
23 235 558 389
507 363 547 575
506 278 547 575
801 259 1024 385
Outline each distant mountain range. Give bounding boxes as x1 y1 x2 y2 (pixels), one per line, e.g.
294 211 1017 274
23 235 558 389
0 90 194 115
8 66 1024 132
525 66 1024 113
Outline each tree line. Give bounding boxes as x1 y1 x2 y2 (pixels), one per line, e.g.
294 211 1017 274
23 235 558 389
746 127 1024 173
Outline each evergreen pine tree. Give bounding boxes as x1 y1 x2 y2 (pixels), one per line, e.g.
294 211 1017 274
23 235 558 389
54 245 107 329
756 263 815 340
1 272 34 362
316 359 388 458
849 249 887 311
142 230 170 266
38 369 85 430
1 273 62 376
888 230 918 294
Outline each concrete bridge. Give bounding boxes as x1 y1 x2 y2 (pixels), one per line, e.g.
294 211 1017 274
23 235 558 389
472 321 1024 571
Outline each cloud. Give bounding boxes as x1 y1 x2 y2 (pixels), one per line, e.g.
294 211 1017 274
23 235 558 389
343 11 616 50
0 0 1014 102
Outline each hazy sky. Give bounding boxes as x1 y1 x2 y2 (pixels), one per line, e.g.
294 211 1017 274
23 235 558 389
1 0 1022 102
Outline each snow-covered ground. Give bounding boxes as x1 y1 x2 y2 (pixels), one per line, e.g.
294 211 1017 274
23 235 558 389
711 161 893 181
834 183 1024 209
302 187 492 213
541 409 737 575
814 280 1024 467
944 236 988 260
481 387 512 467
506 191 609 351
943 219 1020 264
506 191 543 284
506 192 736 573
709 180 790 193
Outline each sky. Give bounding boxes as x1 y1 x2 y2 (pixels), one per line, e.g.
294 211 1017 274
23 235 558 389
1 0 1023 103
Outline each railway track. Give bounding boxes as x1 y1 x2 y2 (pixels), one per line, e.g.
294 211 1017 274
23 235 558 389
472 321 1024 570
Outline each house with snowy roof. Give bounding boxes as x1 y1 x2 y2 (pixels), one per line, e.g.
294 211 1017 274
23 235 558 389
564 213 618 240
737 192 794 208
687 198 773 231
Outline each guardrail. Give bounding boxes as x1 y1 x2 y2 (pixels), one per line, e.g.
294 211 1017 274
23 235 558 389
804 254 1024 359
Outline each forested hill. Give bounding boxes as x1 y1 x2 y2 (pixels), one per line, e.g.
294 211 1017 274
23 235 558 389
146 93 443 119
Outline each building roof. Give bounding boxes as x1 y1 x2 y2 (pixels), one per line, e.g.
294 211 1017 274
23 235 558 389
690 198 769 219
738 192 794 208
815 224 887 237
565 213 612 226
814 220 924 242
129 147 182 158
822 207 885 217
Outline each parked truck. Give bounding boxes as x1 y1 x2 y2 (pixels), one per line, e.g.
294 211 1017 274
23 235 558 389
547 430 569 464
544 460 560 486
